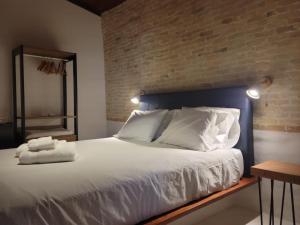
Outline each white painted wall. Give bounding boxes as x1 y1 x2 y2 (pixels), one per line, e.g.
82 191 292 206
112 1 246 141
0 0 106 140
107 120 300 224
234 130 300 224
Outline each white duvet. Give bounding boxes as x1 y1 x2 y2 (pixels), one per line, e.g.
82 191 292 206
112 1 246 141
0 137 243 225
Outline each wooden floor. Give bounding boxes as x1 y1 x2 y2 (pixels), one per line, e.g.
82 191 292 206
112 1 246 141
140 177 257 225
195 206 296 225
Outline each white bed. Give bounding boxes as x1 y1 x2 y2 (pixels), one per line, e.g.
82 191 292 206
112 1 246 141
0 137 243 225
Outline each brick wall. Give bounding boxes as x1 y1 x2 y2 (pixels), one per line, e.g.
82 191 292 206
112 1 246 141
102 0 300 132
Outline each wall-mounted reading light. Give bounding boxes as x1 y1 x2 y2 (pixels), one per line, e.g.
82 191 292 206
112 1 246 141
246 88 260 99
130 90 145 104
130 96 140 104
247 76 273 99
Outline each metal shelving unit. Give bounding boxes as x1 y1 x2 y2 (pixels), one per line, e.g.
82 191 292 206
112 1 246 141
12 45 78 142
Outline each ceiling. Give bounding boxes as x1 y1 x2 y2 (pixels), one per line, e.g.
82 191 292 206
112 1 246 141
68 0 126 16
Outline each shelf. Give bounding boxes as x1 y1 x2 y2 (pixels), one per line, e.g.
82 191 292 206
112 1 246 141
17 115 76 120
23 46 75 60
26 125 63 130
24 127 75 141
12 45 78 141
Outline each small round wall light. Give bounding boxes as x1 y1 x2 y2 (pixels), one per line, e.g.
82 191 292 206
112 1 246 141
130 96 140 104
246 76 273 100
246 88 260 99
130 90 145 104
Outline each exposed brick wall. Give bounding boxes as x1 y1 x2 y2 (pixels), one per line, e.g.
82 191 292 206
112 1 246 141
102 0 300 132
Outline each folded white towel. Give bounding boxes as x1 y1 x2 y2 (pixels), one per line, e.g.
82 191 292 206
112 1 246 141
28 136 56 151
19 142 76 164
16 139 66 158
16 140 66 158
16 143 29 158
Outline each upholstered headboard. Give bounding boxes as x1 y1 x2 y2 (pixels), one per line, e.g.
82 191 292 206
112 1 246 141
139 86 254 177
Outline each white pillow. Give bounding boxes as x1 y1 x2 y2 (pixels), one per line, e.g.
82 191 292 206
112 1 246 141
183 106 240 149
156 109 217 151
153 109 180 140
115 110 168 142
200 107 240 148
199 107 240 122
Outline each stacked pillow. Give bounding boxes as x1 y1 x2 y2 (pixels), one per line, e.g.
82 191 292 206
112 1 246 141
115 107 240 151
181 107 240 150
115 110 168 142
156 109 218 151
195 107 240 149
153 109 180 140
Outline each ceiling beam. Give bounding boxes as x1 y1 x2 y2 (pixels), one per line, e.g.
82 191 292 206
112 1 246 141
67 0 126 16
68 0 100 15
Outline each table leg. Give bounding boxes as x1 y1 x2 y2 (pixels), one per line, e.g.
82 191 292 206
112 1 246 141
258 177 263 225
280 182 286 225
290 183 296 225
269 180 274 225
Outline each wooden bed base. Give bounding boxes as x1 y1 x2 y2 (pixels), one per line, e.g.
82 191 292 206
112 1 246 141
139 177 257 225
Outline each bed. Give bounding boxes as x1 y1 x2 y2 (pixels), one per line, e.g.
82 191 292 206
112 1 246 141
0 86 254 225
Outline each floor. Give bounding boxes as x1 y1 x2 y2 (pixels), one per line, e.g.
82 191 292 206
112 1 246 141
196 207 297 225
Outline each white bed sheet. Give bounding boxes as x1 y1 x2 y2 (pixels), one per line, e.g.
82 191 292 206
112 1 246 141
0 137 243 225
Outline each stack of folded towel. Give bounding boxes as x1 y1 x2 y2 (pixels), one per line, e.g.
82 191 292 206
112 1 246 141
16 136 77 164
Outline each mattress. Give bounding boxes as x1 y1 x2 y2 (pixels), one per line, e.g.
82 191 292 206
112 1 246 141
0 137 243 225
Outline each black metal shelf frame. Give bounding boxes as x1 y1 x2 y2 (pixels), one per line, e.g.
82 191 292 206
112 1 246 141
12 45 78 142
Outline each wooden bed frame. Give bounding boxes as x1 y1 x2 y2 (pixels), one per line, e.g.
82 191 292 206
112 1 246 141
140 177 257 225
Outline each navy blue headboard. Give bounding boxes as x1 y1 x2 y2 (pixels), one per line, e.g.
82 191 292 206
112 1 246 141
139 86 254 177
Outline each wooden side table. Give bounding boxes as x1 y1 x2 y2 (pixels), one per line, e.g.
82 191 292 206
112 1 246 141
251 161 300 225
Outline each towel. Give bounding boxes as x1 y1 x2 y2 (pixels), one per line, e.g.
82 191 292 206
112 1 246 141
15 144 29 158
16 140 66 158
19 142 76 164
28 136 56 151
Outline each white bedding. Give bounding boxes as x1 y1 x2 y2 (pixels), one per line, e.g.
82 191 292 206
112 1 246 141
0 137 243 225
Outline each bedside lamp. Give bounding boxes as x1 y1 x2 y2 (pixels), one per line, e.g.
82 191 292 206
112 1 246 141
247 76 273 99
